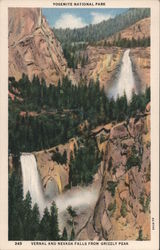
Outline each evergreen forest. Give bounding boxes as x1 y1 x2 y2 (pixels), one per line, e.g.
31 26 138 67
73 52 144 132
9 171 71 240
54 8 150 45
9 74 150 154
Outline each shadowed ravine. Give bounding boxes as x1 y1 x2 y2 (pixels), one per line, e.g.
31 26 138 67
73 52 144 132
107 49 137 101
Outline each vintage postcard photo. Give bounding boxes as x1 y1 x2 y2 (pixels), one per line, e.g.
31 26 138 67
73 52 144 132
0 0 159 249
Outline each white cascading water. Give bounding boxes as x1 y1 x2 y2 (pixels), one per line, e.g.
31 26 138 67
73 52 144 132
20 153 47 216
108 48 136 101
20 153 99 230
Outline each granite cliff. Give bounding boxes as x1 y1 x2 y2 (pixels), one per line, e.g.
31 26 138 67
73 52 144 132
19 104 150 240
8 8 68 85
8 10 150 90
77 103 150 240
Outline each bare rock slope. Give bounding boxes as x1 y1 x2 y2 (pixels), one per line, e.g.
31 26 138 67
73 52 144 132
106 17 150 43
74 46 123 89
9 8 68 85
77 104 150 240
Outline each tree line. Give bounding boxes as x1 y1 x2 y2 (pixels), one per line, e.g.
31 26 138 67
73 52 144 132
104 36 150 48
54 8 150 45
9 74 150 154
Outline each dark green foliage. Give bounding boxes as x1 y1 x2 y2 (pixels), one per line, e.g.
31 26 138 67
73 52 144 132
120 199 127 217
9 171 24 240
54 9 150 44
67 206 77 219
63 43 88 69
128 88 150 117
126 155 141 171
139 193 150 213
70 228 75 241
49 202 60 240
9 74 150 154
38 208 51 240
62 227 68 240
106 37 150 48
126 146 141 171
52 150 67 165
23 191 32 240
31 203 40 240
107 181 118 197
9 76 108 153
137 227 143 241
9 172 60 241
69 138 102 186
67 206 77 240
36 203 60 240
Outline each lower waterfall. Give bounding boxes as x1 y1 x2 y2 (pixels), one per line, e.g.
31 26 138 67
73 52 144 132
20 153 99 231
20 153 47 216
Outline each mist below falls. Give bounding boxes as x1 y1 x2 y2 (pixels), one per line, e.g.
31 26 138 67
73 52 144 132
107 49 137 101
20 153 99 229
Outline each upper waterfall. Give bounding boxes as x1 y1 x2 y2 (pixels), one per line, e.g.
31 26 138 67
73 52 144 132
20 153 47 216
108 49 136 101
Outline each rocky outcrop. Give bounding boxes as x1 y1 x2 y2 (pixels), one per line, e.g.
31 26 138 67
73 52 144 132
8 9 150 90
34 138 78 194
95 17 150 89
106 17 150 43
130 47 150 89
74 46 123 89
73 45 150 91
8 8 68 85
78 105 150 240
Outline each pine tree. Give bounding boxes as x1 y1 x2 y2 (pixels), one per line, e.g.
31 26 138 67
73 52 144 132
70 228 75 241
67 205 77 241
9 171 24 240
23 191 32 240
31 203 40 240
49 202 59 240
62 227 68 240
38 207 50 240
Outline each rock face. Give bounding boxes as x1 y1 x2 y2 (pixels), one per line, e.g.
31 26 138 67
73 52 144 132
34 138 78 194
78 106 150 240
130 47 150 89
8 8 68 85
95 17 150 89
74 46 123 89
8 9 150 90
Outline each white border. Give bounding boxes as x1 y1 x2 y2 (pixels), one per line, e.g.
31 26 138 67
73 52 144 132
0 0 159 249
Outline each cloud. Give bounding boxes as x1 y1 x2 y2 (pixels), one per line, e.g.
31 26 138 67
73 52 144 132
91 12 113 24
55 13 87 29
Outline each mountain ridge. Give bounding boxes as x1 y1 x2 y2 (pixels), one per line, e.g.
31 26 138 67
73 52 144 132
54 8 150 45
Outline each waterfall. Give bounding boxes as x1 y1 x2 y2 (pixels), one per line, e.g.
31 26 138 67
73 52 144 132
20 153 99 232
20 153 47 216
108 49 136 101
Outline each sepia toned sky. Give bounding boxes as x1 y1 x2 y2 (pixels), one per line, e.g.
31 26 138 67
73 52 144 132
42 8 128 29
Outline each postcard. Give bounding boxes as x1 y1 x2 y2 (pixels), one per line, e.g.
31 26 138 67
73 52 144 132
0 0 159 249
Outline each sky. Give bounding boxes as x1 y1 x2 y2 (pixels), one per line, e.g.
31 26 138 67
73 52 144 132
42 8 128 29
